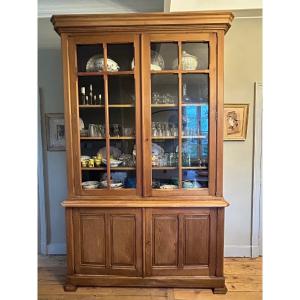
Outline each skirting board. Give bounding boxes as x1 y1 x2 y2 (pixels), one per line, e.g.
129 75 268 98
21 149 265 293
46 243 259 257
47 243 67 255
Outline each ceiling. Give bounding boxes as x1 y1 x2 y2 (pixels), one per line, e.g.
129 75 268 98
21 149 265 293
38 0 164 17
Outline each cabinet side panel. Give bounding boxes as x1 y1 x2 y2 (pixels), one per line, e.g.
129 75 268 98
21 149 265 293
81 215 106 265
184 216 209 265
153 216 178 266
111 216 136 266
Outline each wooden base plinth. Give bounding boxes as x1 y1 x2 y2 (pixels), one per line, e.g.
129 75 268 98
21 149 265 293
213 285 228 294
64 283 77 292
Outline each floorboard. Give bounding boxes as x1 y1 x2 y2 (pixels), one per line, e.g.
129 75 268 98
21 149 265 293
38 256 262 300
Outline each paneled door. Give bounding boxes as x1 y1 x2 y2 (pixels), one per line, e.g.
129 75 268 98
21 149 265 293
74 208 142 276
145 208 217 276
141 33 217 196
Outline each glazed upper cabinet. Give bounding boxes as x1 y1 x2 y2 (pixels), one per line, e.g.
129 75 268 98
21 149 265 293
66 32 218 197
142 33 216 196
68 34 142 196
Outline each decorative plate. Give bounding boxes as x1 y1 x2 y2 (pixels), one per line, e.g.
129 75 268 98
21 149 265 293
81 181 100 189
102 158 123 167
160 184 178 189
97 146 121 159
131 50 164 70
86 55 120 72
100 180 123 189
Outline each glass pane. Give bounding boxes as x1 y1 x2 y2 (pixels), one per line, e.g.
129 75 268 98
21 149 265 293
109 108 135 137
151 42 178 70
78 76 104 106
151 73 179 189
151 74 178 105
181 104 208 189
80 140 107 190
108 75 135 105
182 74 208 104
107 43 134 71
181 42 209 70
77 44 103 72
152 170 179 189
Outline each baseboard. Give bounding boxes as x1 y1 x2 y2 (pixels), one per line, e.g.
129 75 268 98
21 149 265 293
47 243 66 254
46 243 254 257
224 245 252 257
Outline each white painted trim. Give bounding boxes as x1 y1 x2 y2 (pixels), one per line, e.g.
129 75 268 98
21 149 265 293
47 243 67 255
38 88 48 255
225 245 251 257
251 82 263 258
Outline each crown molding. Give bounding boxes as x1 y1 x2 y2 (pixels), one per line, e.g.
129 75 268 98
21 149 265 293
51 11 234 35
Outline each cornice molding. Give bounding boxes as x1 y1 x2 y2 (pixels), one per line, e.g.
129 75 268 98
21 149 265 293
51 11 234 35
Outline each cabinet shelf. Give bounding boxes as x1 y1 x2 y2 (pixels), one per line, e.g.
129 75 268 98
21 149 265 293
151 104 178 108
109 104 135 108
78 71 134 76
82 167 135 171
79 105 105 108
182 136 207 139
152 136 177 139
110 136 135 140
150 69 209 74
152 166 177 170
181 103 208 106
80 137 106 140
182 166 208 170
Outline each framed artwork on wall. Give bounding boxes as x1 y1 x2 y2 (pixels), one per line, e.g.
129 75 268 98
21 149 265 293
224 104 249 141
45 113 66 151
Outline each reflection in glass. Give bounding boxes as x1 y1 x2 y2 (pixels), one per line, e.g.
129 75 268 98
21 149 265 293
77 44 103 72
109 108 135 137
152 170 178 189
151 42 178 70
108 75 135 105
78 76 104 105
79 109 105 138
151 74 178 105
182 74 208 104
182 170 208 189
182 42 209 70
108 43 134 71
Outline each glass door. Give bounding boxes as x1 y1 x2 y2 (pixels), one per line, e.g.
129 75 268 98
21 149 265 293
71 35 141 196
142 33 217 196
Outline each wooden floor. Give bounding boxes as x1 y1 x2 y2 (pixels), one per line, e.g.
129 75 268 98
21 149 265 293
38 256 262 300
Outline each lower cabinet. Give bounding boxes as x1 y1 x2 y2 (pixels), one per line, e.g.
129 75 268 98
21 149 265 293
73 207 217 278
73 208 142 276
145 208 217 276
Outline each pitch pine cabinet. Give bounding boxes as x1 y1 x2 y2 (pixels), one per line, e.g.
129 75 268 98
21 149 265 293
51 11 233 293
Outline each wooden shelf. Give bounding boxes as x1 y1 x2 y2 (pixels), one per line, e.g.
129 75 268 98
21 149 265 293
82 167 106 171
109 104 135 108
182 136 207 139
77 71 134 76
152 136 177 139
181 103 208 106
151 69 209 74
79 105 105 108
182 166 208 170
82 167 135 171
152 166 177 170
110 136 135 140
111 167 136 171
151 104 178 108
80 137 105 140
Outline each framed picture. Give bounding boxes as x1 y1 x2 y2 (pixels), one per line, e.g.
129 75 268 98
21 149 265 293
45 113 66 151
224 104 249 141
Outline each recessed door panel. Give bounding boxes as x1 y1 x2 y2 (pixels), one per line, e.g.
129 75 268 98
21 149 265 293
111 215 136 266
145 208 216 276
81 215 106 265
153 216 178 266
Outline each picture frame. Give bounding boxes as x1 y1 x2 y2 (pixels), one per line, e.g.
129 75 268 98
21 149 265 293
224 104 249 141
45 113 66 151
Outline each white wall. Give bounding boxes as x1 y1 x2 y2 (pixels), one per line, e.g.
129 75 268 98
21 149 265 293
38 48 68 254
38 13 262 256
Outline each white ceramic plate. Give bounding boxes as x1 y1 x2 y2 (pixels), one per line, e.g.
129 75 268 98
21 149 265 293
81 181 99 189
160 184 178 190
80 155 91 161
